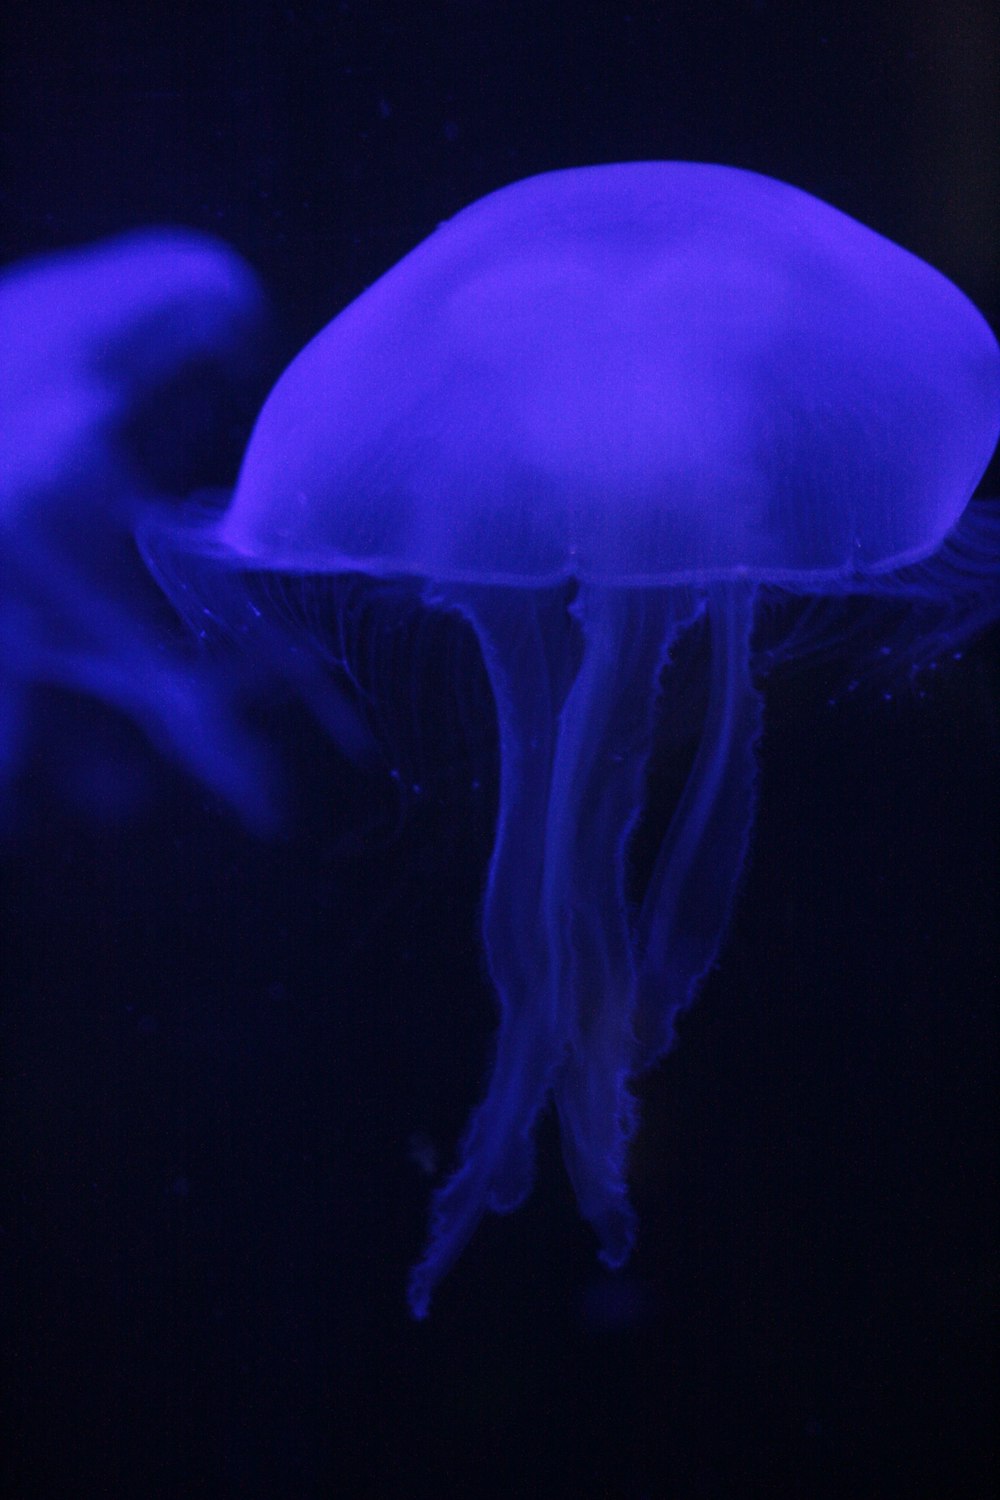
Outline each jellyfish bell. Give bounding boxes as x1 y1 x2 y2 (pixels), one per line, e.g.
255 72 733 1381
208 163 1000 1315
221 162 998 583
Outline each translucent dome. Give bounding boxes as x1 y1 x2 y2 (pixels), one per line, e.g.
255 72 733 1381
220 162 1000 585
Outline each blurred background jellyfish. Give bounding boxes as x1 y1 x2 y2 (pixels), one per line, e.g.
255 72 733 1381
0 229 286 826
163 163 1000 1315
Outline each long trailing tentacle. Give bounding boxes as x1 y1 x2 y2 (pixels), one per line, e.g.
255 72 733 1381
407 584 579 1318
547 586 697 1266
407 582 702 1316
632 583 763 1070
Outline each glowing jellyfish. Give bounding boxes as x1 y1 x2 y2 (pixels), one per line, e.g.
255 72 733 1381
199 164 1000 1314
0 229 279 822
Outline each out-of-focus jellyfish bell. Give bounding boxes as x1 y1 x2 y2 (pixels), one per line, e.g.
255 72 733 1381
0 229 280 824
204 164 1000 1313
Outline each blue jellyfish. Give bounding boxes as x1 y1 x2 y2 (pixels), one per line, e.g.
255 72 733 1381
191 164 1000 1315
0 229 282 823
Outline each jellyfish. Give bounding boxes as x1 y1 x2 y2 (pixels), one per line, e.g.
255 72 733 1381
170 164 1000 1315
0 229 284 823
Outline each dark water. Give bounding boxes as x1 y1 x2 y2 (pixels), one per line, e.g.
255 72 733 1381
2 4 997 1497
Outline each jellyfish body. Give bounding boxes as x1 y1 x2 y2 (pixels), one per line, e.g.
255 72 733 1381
0 229 281 823
208 164 1000 1314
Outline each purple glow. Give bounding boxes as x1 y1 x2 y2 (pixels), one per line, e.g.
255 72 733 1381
223 163 998 583
0 230 276 823
199 164 1000 1314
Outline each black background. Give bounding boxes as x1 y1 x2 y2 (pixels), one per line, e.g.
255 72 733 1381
1 3 998 1497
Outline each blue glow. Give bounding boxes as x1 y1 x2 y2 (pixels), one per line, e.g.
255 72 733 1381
0 230 278 823
195 164 1000 1315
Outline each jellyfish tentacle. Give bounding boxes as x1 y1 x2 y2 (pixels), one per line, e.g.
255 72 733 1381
407 583 707 1313
9 527 281 829
407 585 579 1318
545 586 694 1265
20 631 279 834
633 582 762 1070
139 505 379 771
